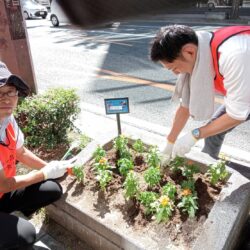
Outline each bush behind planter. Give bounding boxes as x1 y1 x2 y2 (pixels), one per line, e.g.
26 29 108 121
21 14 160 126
16 88 81 149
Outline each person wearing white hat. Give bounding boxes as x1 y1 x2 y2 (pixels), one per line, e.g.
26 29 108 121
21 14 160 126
0 61 73 249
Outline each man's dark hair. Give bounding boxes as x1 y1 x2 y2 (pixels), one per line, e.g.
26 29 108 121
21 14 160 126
150 25 198 63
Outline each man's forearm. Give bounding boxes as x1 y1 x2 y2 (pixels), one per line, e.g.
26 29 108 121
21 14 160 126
199 113 242 139
16 147 47 169
167 105 190 143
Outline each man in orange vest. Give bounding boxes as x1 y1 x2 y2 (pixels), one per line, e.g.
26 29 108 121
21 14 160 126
150 25 250 165
0 61 74 249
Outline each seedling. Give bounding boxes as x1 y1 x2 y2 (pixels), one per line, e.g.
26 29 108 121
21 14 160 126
181 179 196 193
132 139 145 154
113 135 131 159
177 179 198 217
123 171 139 199
177 192 198 218
181 164 199 179
94 157 112 171
161 183 176 200
93 145 106 163
96 169 113 191
71 165 84 183
146 146 161 168
117 158 134 177
207 159 229 186
144 166 161 188
151 195 174 223
168 156 185 172
138 191 159 215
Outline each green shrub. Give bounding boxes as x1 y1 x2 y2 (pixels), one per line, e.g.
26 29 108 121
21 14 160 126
16 88 80 149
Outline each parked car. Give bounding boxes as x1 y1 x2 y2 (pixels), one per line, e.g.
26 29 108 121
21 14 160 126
34 0 51 11
50 0 69 26
207 0 243 8
21 0 48 19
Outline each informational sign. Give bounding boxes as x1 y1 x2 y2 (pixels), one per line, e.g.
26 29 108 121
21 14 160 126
104 97 129 115
104 97 129 135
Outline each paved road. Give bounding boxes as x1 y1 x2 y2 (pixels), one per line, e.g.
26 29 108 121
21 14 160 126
25 17 250 153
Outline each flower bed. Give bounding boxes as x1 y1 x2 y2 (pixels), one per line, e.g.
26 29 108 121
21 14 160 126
50 135 236 249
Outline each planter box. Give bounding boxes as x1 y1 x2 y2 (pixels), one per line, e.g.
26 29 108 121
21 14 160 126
47 138 250 250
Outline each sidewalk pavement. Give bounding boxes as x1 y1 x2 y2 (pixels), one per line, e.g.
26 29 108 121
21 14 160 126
31 101 250 249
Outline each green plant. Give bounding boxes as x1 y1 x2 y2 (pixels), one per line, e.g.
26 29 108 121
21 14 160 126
16 88 80 149
146 146 161 168
177 192 198 218
96 169 113 191
117 158 134 176
123 171 139 199
113 135 131 159
144 166 161 188
93 145 106 163
181 164 199 179
151 196 174 223
138 191 158 215
181 179 196 193
161 183 176 200
132 139 145 154
94 157 111 171
207 160 229 186
169 156 185 172
71 165 84 183
177 180 198 217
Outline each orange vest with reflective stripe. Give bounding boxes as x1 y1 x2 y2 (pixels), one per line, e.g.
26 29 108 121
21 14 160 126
210 26 250 96
0 123 17 199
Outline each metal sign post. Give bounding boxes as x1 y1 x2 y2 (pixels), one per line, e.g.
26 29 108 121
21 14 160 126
104 97 129 136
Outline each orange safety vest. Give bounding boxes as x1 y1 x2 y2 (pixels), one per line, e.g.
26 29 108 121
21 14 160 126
0 123 17 199
210 26 250 96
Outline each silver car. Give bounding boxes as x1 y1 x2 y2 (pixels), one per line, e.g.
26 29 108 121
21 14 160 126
21 0 48 20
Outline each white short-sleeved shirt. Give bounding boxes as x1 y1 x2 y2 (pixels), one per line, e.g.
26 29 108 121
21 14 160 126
218 34 250 120
0 115 24 170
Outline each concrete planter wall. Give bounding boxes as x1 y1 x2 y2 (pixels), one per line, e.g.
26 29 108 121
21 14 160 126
47 137 250 250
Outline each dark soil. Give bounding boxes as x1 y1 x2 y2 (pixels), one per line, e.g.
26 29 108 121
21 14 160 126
29 143 69 161
60 147 224 249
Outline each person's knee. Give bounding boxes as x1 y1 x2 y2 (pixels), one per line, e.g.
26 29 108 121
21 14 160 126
45 180 63 202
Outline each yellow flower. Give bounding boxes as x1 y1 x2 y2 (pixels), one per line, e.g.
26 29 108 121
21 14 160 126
159 195 169 207
99 157 107 164
181 188 192 196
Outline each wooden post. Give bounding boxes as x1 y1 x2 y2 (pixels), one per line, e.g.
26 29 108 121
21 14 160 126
0 0 37 94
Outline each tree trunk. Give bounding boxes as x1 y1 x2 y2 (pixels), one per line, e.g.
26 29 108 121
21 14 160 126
230 0 241 19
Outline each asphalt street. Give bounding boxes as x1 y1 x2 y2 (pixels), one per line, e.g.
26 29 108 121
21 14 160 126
25 16 250 153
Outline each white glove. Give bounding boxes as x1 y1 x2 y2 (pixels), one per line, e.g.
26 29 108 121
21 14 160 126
160 142 174 167
172 131 197 158
42 160 71 180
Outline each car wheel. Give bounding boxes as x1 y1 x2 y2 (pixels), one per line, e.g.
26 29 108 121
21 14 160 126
23 11 30 20
51 14 59 27
208 2 215 9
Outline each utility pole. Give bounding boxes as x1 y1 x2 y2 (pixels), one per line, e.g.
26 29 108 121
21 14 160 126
0 0 37 94
230 0 241 19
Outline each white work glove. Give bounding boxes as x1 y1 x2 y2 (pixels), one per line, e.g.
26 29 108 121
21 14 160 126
42 160 71 180
160 142 174 168
172 131 197 158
